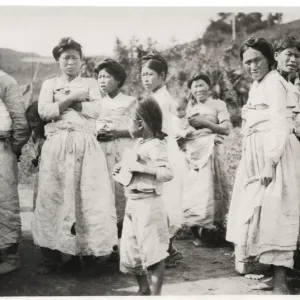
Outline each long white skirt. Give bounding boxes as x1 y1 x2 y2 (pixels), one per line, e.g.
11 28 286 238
163 136 184 236
32 129 118 256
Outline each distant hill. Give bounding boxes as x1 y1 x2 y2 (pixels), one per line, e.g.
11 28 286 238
0 48 41 60
0 48 106 102
0 48 58 86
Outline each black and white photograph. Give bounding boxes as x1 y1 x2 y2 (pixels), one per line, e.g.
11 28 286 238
1 2 300 296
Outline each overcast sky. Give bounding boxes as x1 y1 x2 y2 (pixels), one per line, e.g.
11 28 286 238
0 5 300 57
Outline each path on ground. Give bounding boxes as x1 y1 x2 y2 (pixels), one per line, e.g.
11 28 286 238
1 184 298 296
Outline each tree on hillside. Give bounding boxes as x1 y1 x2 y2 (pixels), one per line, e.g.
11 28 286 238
146 37 157 52
267 13 283 27
203 12 284 44
113 36 147 97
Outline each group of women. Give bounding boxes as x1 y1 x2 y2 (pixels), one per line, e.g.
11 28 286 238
26 37 231 277
1 33 300 295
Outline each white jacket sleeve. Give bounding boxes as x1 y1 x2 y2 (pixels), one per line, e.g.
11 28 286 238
149 140 174 183
38 79 60 121
264 76 290 164
81 79 102 120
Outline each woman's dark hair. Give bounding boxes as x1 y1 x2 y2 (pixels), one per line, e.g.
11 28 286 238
187 72 211 89
141 52 168 80
240 36 275 67
128 95 167 140
273 36 300 53
52 37 83 61
94 58 127 88
25 102 47 139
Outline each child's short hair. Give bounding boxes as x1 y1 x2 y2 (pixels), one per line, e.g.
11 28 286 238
25 102 47 139
128 95 167 140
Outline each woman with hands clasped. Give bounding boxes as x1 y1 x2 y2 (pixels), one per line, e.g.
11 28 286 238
95 59 135 262
181 73 231 248
32 37 118 275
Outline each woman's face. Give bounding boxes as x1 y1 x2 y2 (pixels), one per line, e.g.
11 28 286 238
294 77 300 92
141 66 164 92
275 47 300 74
58 49 81 77
242 48 270 82
191 79 210 102
98 69 119 95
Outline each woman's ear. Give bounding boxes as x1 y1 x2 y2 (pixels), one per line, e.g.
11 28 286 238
274 51 280 62
160 72 166 80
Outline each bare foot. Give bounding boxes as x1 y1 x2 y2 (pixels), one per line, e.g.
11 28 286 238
245 274 265 280
250 277 273 291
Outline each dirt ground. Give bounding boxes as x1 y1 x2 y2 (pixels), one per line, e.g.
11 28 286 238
1 184 299 296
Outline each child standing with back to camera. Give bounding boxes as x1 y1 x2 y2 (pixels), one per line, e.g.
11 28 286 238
113 96 173 295
25 102 47 209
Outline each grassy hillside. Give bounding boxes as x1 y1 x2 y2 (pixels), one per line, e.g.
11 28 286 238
0 48 57 84
162 18 300 100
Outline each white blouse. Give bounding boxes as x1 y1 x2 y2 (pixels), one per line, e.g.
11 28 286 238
242 70 291 164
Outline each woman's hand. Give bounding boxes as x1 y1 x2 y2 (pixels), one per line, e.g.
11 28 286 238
69 102 82 112
57 89 88 115
113 164 121 176
188 114 209 129
260 163 276 187
127 162 145 173
97 128 129 141
189 114 230 136
97 128 119 141
68 90 89 103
